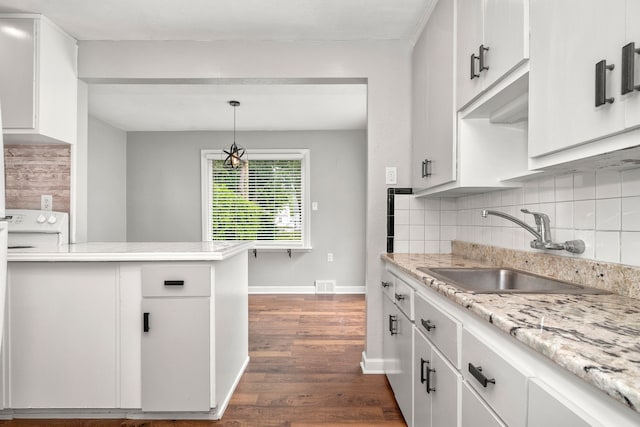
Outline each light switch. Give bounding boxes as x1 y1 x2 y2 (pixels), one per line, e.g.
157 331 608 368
385 167 397 185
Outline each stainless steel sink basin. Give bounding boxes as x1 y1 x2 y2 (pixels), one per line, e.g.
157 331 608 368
417 267 611 294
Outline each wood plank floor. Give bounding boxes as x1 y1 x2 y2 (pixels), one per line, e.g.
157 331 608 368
0 294 405 427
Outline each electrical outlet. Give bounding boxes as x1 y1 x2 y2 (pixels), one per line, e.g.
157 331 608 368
385 167 397 185
41 195 52 211
327 253 334 262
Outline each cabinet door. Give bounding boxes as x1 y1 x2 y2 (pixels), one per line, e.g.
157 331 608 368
483 0 528 89
383 297 413 426
8 263 117 408
414 329 459 427
624 0 640 129
141 298 210 412
412 0 456 190
430 347 459 427
461 382 506 427
527 379 593 427
0 18 36 129
414 329 433 427
456 0 485 108
529 0 626 158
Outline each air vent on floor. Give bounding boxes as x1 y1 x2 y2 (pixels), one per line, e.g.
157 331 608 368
315 280 336 294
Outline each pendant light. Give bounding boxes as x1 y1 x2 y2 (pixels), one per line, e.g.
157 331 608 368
223 100 245 169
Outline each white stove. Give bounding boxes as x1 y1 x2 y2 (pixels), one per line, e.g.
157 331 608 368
6 209 69 249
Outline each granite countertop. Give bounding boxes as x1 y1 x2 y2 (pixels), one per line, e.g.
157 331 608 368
7 241 255 262
383 252 640 414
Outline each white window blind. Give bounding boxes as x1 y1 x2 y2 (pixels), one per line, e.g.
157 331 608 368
202 149 310 249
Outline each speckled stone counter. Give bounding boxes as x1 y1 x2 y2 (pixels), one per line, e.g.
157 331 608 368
382 252 640 413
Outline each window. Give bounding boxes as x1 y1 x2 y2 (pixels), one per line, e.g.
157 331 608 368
201 149 310 249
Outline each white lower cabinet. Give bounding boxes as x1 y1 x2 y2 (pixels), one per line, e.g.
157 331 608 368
7 263 118 408
462 328 529 427
413 328 460 427
141 265 213 412
383 262 640 427
527 379 594 427
141 298 211 412
461 381 506 427
383 294 413 426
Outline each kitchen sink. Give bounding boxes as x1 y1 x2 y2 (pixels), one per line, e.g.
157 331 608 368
416 267 611 294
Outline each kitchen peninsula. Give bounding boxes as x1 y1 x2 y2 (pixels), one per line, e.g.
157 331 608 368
4 241 252 420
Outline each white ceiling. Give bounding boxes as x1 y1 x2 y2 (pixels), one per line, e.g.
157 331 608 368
0 0 433 131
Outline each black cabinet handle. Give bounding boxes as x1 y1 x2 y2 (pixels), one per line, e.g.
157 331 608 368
421 318 436 332
143 312 150 332
419 358 435 393
388 315 398 335
421 159 432 178
426 362 436 394
381 280 391 288
164 280 184 286
595 59 615 106
394 293 405 301
468 363 496 388
470 53 480 79
622 42 640 95
479 44 490 72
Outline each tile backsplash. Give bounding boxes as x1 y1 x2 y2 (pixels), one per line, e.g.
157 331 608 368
393 168 640 268
4 144 71 213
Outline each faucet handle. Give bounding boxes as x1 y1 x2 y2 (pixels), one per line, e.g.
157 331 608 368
520 209 549 224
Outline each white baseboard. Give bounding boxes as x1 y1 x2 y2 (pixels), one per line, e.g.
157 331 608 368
360 351 385 374
249 285 366 294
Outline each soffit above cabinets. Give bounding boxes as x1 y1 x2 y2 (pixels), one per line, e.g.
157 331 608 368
88 83 368 132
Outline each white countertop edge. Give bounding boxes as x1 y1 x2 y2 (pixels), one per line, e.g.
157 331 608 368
7 241 256 262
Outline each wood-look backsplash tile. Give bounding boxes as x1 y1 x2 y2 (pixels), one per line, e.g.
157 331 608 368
4 144 71 213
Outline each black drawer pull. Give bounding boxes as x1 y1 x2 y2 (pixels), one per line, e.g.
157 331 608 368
388 315 398 336
143 312 150 332
394 293 405 301
595 59 615 106
469 363 495 387
421 318 436 331
622 42 640 95
164 280 184 286
381 281 391 288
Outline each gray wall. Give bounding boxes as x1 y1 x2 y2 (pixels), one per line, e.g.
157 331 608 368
87 116 127 241
126 130 366 290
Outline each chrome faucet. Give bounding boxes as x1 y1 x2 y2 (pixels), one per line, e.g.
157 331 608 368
481 208 585 254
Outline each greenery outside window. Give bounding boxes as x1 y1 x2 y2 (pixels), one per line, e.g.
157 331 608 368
201 149 311 249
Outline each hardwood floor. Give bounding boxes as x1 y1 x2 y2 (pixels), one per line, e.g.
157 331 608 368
0 294 405 427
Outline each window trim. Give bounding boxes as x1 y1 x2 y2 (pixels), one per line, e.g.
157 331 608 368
200 148 311 249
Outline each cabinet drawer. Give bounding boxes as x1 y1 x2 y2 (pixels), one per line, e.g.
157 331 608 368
142 265 211 297
462 328 528 427
393 277 414 321
415 291 460 368
381 269 395 301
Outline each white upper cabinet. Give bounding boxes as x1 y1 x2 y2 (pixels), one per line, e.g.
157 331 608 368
528 0 627 159
456 0 529 110
624 0 640 129
411 0 456 190
0 15 77 144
